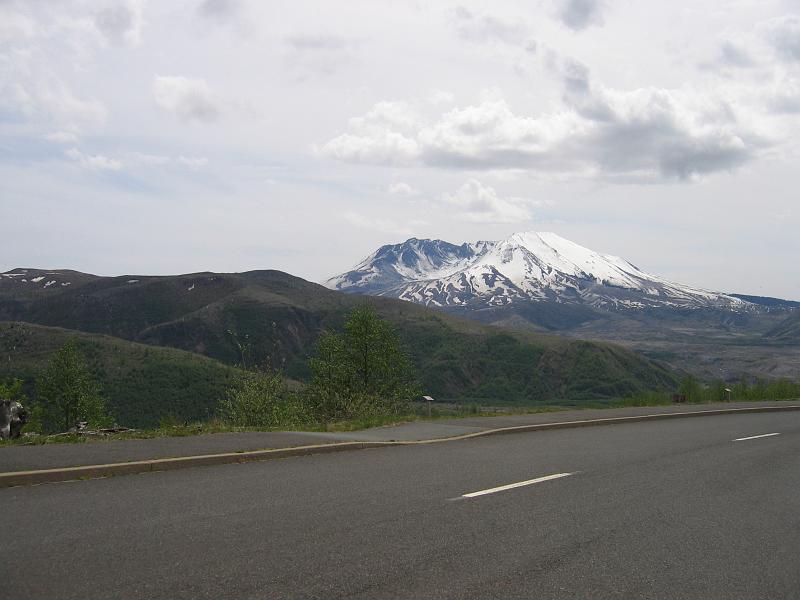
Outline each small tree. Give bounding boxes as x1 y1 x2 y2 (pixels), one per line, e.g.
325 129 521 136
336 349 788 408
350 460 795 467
678 375 701 403
308 304 419 419
36 341 109 432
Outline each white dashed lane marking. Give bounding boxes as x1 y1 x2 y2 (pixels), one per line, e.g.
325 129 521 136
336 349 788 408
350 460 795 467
733 433 781 442
460 472 574 499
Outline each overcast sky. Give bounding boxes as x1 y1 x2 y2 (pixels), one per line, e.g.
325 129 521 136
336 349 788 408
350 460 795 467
1 0 799 299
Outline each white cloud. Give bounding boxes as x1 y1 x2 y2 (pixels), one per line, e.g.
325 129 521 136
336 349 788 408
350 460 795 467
429 91 455 106
387 181 419 196
0 7 35 44
178 155 209 169
94 0 147 46
129 152 171 166
763 15 800 63
450 6 531 46
44 131 79 144
343 212 413 236
553 0 606 31
441 179 535 224
321 101 420 165
717 37 757 68
65 148 122 171
323 69 758 182
123 153 207 169
44 84 108 128
197 0 241 20
284 33 358 77
153 75 220 123
767 76 800 113
0 76 108 130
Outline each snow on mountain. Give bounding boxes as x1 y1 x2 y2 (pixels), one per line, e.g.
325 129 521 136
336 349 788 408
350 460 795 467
325 238 494 292
325 231 749 311
0 269 74 289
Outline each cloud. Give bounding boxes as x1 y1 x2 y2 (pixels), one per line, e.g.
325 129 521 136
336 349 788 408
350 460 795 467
284 33 358 77
0 74 108 130
128 152 171 166
153 75 220 123
321 101 420 165
387 181 419 196
429 90 455 106
65 148 122 171
553 0 606 31
123 153 208 169
343 212 413 236
767 76 800 113
441 179 534 224
763 15 800 62
323 66 758 182
557 60 755 179
717 38 757 68
44 131 79 144
286 33 350 52
197 0 241 19
0 6 35 44
44 85 108 127
94 0 146 46
450 6 531 46
178 155 209 169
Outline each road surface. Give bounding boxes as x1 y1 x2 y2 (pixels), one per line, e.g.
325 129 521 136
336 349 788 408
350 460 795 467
3 410 799 599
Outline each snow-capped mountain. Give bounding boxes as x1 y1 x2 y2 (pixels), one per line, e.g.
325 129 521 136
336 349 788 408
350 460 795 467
325 232 750 312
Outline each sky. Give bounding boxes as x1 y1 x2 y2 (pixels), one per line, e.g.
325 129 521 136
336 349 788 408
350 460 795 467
1 0 799 300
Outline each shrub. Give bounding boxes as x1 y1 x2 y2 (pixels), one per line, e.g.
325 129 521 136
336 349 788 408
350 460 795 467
220 370 309 428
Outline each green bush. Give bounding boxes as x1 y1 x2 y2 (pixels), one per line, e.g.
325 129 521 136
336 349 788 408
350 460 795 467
220 370 309 428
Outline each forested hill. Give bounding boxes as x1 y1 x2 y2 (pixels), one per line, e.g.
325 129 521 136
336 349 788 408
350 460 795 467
0 268 679 412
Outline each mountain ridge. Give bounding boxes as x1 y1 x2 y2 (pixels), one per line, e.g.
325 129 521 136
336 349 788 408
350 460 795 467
325 231 753 312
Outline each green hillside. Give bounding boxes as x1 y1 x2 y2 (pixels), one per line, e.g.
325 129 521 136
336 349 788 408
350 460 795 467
0 321 240 428
0 269 680 418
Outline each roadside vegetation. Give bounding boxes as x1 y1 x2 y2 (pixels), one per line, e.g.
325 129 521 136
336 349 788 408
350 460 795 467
221 304 420 427
609 375 800 407
2 307 799 446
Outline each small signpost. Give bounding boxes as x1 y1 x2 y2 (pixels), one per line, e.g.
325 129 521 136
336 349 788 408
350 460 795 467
422 395 435 417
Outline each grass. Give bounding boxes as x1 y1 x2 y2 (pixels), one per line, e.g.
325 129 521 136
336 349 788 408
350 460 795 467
5 395 797 448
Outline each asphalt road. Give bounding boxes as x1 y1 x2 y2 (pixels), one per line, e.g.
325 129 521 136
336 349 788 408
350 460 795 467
3 401 795 472
3 411 799 599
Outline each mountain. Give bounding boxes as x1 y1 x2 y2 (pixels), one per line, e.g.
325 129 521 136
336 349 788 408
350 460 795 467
767 312 800 342
0 268 678 410
326 232 800 382
326 232 749 312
